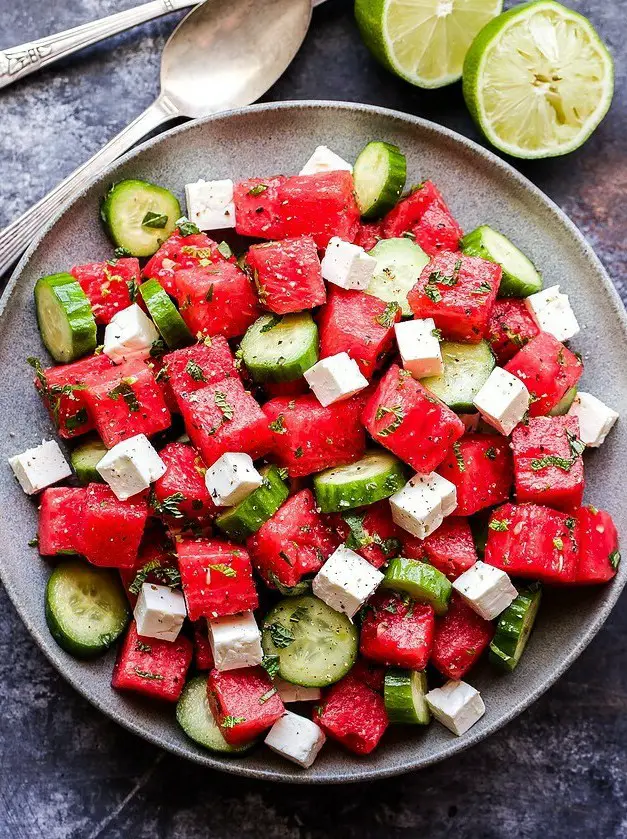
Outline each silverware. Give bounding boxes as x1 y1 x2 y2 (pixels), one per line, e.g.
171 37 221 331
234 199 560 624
0 0 312 277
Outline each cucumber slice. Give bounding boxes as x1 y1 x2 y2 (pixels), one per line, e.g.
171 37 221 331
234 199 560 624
45 559 130 658
239 313 319 384
353 141 407 219
384 668 430 725
139 279 193 349
460 225 542 298
261 595 358 688
489 586 542 672
382 557 452 616
366 238 430 316
176 676 255 754
313 450 408 513
70 434 107 484
34 273 97 363
101 179 181 257
215 465 289 542
549 386 578 416
421 340 495 412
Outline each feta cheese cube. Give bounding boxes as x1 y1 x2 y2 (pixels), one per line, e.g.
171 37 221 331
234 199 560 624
304 352 368 407
96 434 166 501
426 680 485 736
204 452 263 506
275 679 322 704
452 560 517 620
473 367 530 436
568 391 618 448
320 237 377 291
524 285 580 342
208 611 263 672
103 303 159 364
312 545 384 618
299 146 353 176
265 711 326 769
133 583 187 642
185 178 235 230
389 472 457 539
394 318 443 379
8 439 72 495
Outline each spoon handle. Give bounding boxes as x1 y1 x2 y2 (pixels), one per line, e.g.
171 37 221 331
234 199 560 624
0 96 179 277
0 0 196 91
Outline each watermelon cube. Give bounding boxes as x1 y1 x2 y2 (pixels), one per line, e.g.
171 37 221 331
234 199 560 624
278 171 360 248
360 591 435 669
71 258 140 325
313 674 388 755
38 487 87 556
332 501 402 569
431 592 494 680
193 619 215 670
318 286 401 379
78 484 148 569
349 658 386 693
362 364 464 473
207 666 285 745
263 378 310 399
163 339 238 407
234 175 286 239
381 181 463 255
176 538 258 620
486 298 540 365
112 620 192 701
147 357 179 415
118 527 180 606
401 517 477 581
437 433 513 516
246 236 325 314
152 442 217 521
354 221 382 252
263 392 366 477
142 231 228 296
574 506 620 584
408 251 501 343
504 332 583 416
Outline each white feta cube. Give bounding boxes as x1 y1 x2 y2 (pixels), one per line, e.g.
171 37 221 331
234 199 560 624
452 560 517 620
304 352 368 407
133 583 187 642
8 439 72 495
299 146 353 176
275 679 322 704
204 452 263 506
185 178 235 230
568 391 618 448
389 472 457 539
426 680 485 736
312 545 383 618
265 711 326 769
320 237 377 291
96 434 166 501
208 612 263 672
473 367 530 436
524 285 580 342
103 303 159 364
394 318 443 379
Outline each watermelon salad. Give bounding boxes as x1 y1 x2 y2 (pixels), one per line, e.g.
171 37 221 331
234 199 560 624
8 140 621 770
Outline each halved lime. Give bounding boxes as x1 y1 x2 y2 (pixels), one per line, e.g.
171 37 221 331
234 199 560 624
463 0 614 158
355 0 503 89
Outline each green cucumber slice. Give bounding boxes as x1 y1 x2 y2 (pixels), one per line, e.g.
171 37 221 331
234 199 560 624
215 465 289 542
366 238 430 316
460 225 542 298
353 141 407 219
239 313 319 383
549 386 578 416
34 273 97 363
70 434 107 484
261 595 358 688
101 179 181 257
45 559 130 658
313 450 408 513
176 676 255 754
489 585 542 672
421 340 495 412
384 668 430 725
139 279 193 349
382 557 452 616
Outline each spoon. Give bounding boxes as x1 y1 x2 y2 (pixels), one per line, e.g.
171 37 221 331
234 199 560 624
0 0 312 277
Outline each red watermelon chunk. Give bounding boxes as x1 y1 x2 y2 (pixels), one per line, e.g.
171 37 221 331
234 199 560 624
349 658 386 693
207 666 285 746
438 433 513 516
574 507 620 584
263 378 309 399
313 674 388 755
153 442 216 521
146 357 179 415
278 171 360 248
234 175 286 239
381 181 463 255
362 364 464 473
118 527 180 606
354 220 382 252
431 592 494 680
402 517 477 581
193 620 215 670
408 251 501 343
163 339 239 407
142 231 228 295
71 258 140 325
486 298 540 365
246 236 325 314
360 591 435 670
78 484 148 569
38 487 87 556
332 501 403 569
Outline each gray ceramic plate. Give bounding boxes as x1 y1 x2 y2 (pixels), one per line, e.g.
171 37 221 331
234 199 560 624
0 101 625 784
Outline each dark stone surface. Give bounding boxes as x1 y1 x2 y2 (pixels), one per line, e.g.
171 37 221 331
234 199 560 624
0 0 625 836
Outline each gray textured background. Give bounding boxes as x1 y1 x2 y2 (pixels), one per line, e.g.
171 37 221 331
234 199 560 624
1 0 626 836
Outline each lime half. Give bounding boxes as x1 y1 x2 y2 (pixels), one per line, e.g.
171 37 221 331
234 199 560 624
463 0 614 158
355 0 504 89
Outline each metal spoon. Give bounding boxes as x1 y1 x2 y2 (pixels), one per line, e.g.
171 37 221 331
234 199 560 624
0 0 312 276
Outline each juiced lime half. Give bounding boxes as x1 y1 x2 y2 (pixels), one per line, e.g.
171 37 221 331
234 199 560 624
463 0 614 158
355 0 503 89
